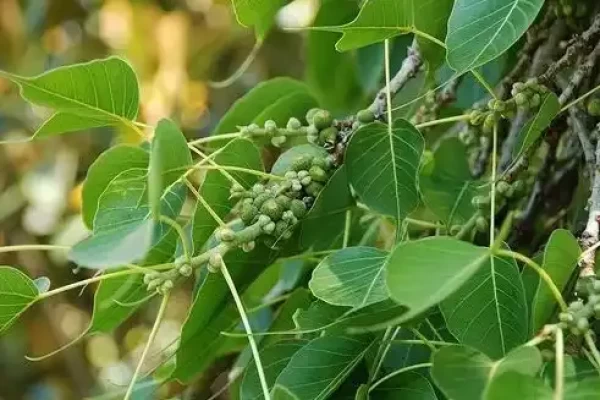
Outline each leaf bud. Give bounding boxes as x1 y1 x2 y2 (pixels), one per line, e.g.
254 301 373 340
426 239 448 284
357 109 376 123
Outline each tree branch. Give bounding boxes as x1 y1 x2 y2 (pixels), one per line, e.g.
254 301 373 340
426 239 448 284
368 39 422 120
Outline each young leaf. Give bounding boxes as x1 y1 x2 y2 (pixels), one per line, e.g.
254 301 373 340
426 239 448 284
486 371 553 399
0 267 39 334
82 145 149 229
532 229 580 331
432 344 543 400
148 119 192 217
513 92 560 159
346 120 424 222
420 138 483 227
240 340 307 400
70 169 186 268
274 335 375 400
446 0 545 74
385 237 489 322
0 57 139 138
212 78 312 138
440 253 528 359
314 0 453 68
300 166 353 251
192 139 263 251
309 246 389 309
231 0 287 40
370 372 438 400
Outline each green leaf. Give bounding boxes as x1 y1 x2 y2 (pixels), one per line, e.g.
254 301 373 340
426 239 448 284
192 139 263 251
346 120 424 221
171 237 278 382
544 356 600 399
440 253 528 358
300 166 353 251
532 229 580 331
241 340 307 400
81 145 149 229
446 0 545 73
251 91 318 133
566 378 600 400
212 78 312 138
513 92 561 160
309 247 389 309
231 0 287 40
271 144 329 176
88 272 148 334
315 0 453 68
386 237 489 321
274 335 374 400
305 0 362 113
370 372 438 400
70 169 186 268
0 57 139 138
0 267 39 334
260 289 312 350
148 119 192 217
486 372 552 399
420 138 483 227
432 344 543 400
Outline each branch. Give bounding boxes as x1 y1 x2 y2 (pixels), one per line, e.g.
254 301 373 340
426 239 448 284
559 40 600 105
580 132 600 278
368 39 422 120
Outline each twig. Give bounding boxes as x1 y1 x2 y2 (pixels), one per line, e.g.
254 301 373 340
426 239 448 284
368 39 422 120
579 138 600 278
559 41 600 105
554 328 564 400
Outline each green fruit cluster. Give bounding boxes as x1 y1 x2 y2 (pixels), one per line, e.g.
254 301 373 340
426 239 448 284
510 79 549 111
229 153 334 249
558 279 600 335
305 108 339 147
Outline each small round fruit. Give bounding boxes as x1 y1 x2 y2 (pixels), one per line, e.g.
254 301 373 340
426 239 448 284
587 98 600 117
515 93 529 108
496 181 511 195
261 199 284 220
306 108 321 124
306 182 324 197
576 317 590 333
291 155 314 172
241 241 256 253
252 183 265 194
313 110 333 130
357 109 375 123
275 195 291 208
290 199 307 218
253 193 271 208
241 203 259 225
309 165 328 182
287 117 302 130
319 127 338 144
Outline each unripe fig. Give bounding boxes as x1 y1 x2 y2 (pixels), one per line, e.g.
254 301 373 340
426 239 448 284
258 214 272 226
274 221 289 237
253 193 271 208
496 181 511 195
357 109 375 123
313 110 333 130
515 93 529 108
178 264 193 277
241 241 256 253
275 195 291 208
306 108 321 124
290 199 307 218
216 228 236 242
252 183 265 194
587 98 600 117
309 165 328 182
287 117 302 130
530 93 541 108
241 203 259 225
306 182 324 197
263 222 276 234
577 317 589 333
319 127 338 144
261 199 284 220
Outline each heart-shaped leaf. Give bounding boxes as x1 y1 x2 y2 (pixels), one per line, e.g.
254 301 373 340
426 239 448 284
0 57 139 138
432 344 543 400
70 168 186 268
370 372 438 400
532 229 580 331
274 335 374 400
309 246 389 309
346 120 424 222
446 0 545 74
0 267 39 334
231 0 288 40
486 371 553 399
300 166 353 251
386 237 489 321
440 253 528 358
420 138 483 227
148 119 192 217
82 145 149 229
240 340 307 400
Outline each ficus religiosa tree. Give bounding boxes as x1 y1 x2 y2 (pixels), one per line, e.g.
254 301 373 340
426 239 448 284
2 0 600 399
